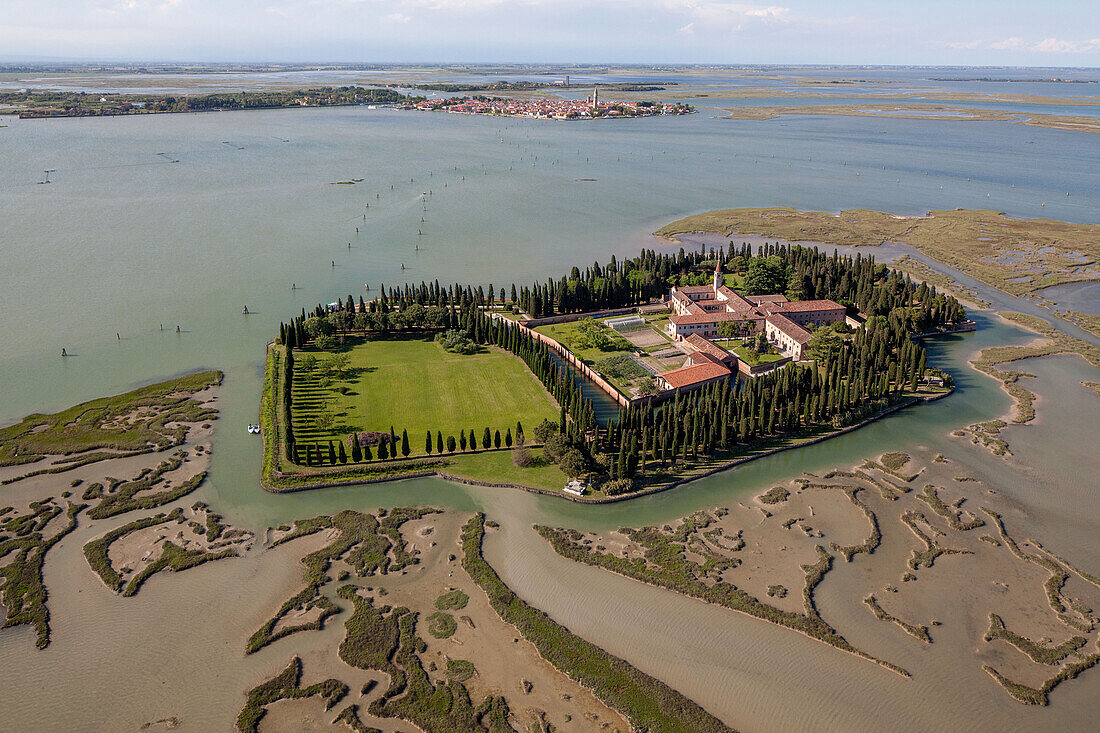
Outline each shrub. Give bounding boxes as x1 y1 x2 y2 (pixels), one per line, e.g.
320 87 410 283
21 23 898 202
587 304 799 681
603 478 635 496
880 452 910 471
427 611 457 638
435 329 479 354
595 354 647 381
512 446 533 467
446 659 476 682
434 590 469 611
759 487 790 504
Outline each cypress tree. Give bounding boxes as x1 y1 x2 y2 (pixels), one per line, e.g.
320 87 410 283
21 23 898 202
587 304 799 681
437 431 444 454
447 435 457 452
482 427 491 449
338 441 347 464
494 429 501 449
328 441 337 464
378 440 388 460
505 428 513 447
351 434 362 462
460 431 468 451
363 443 373 461
401 429 410 458
425 430 433 454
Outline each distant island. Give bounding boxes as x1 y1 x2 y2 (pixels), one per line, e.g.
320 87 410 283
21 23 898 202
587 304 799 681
1 84 693 122
927 77 1096 83
399 81 673 93
403 92 694 119
0 86 421 119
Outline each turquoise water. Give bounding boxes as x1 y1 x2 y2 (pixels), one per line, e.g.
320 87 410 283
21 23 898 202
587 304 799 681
2 71 1100 733
1 95 1097 530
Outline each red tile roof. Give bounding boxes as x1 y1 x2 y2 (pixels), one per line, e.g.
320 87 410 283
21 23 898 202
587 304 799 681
716 287 755 309
660 362 732 389
748 294 789 304
670 311 748 325
770 299 845 313
766 313 812 343
685 334 736 363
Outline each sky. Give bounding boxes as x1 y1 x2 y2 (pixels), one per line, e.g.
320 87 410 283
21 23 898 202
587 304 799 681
2 0 1099 66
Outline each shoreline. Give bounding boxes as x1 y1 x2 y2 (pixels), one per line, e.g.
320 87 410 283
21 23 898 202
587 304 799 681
261 388 953 502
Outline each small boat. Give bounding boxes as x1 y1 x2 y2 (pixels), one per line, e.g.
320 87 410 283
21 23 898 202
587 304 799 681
242 305 249 314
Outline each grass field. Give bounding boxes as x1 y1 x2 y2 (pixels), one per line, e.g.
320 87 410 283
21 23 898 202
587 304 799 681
730 343 784 364
289 336 557 452
533 319 647 394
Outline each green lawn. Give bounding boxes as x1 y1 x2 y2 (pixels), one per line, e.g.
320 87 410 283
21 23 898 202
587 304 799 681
730 343 784 364
442 449 567 491
722 273 745 290
532 320 645 395
533 320 635 363
290 336 557 452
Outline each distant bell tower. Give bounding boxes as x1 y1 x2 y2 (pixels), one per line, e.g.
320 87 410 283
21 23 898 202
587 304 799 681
713 255 723 292
592 86 598 108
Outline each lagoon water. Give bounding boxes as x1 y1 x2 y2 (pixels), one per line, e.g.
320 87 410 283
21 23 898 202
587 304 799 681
1 69 1099 731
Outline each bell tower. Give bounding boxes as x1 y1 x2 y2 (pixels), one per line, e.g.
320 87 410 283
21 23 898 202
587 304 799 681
713 255 723 293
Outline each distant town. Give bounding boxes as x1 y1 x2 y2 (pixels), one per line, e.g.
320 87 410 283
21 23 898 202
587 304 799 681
403 89 695 119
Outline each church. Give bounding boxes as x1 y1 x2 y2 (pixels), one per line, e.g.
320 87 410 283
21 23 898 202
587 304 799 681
667 258 847 352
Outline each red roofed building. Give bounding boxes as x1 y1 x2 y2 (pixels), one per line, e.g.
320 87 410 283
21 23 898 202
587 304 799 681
666 256 845 342
657 361 733 391
764 313 813 360
684 334 738 367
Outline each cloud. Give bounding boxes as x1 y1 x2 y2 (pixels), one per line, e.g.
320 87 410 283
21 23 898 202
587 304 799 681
945 40 981 50
988 36 1100 53
386 11 411 22
677 21 694 34
1032 37 1100 53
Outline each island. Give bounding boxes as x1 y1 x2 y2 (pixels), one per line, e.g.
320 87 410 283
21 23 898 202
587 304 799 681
403 91 694 119
655 207 1100 337
260 241 963 499
0 86 420 119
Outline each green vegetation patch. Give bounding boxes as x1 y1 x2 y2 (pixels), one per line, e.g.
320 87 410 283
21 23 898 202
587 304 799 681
536 512 907 677
984 653 1100 706
247 508 436 654
446 659 476 682
336 585 517 732
289 336 556 450
758 486 790 504
864 595 931 643
86 451 207 519
434 589 469 611
595 353 648 383
879 452 910 471
464 514 735 732
984 613 1086 665
236 656 348 733
0 370 220 469
534 319 635 364
0 499 85 648
427 612 457 639
656 207 1100 299
83 508 238 597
